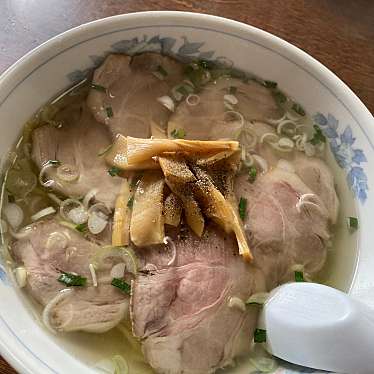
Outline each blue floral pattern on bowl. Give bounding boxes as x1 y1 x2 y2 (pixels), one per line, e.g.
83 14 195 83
0 264 8 285
68 34 215 83
0 239 9 285
314 113 368 204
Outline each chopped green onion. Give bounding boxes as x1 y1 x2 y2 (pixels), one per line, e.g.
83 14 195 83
47 160 61 166
176 85 189 96
347 216 358 231
246 292 269 306
292 102 306 116
229 86 237 95
171 128 186 139
108 166 121 177
273 90 287 104
185 68 209 88
91 83 107 92
264 80 278 89
294 270 305 282
254 328 266 343
238 197 247 220
157 65 168 77
198 60 215 69
247 301 263 307
58 271 87 287
197 60 208 69
97 144 113 157
248 166 257 183
127 196 134 208
309 125 326 145
111 278 131 295
105 106 113 118
75 223 87 233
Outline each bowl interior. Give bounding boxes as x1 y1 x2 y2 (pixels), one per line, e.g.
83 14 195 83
0 11 372 374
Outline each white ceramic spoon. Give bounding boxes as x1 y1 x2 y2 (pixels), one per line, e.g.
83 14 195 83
262 282 374 374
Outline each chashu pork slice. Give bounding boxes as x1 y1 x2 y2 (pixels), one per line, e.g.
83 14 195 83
32 104 122 208
235 165 330 290
87 53 185 138
238 121 339 224
292 153 339 224
12 219 128 333
131 224 265 374
168 76 282 140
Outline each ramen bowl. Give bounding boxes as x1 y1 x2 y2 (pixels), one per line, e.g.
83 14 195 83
0 11 373 374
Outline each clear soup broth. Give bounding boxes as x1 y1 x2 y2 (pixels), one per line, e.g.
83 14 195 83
0 53 358 373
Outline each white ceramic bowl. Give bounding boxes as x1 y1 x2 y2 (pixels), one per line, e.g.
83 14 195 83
0 11 373 374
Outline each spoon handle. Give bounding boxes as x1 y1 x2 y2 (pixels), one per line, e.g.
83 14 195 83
263 282 374 374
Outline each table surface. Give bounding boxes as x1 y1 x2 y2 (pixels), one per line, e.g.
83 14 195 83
0 0 373 372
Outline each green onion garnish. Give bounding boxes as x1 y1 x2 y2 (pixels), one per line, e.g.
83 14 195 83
75 223 87 233
185 68 209 88
247 301 263 307
157 65 168 77
58 272 87 287
254 328 266 343
47 160 61 166
246 292 268 306
108 166 121 177
238 197 247 220
273 90 287 104
248 166 257 183
264 80 278 89
292 102 306 116
111 278 131 295
105 106 113 118
294 271 305 282
309 125 326 145
347 216 358 231
171 128 186 139
98 144 113 157
91 83 107 92
127 196 134 208
176 85 189 96
198 60 214 69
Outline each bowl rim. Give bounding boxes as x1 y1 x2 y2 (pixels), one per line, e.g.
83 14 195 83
0 10 372 374
1 11 372 122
